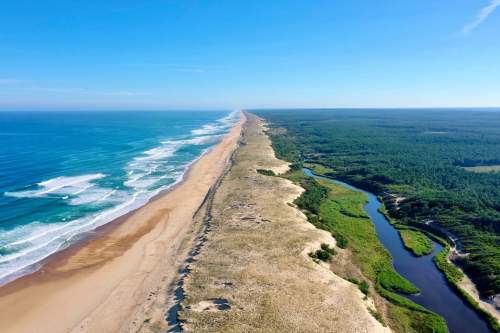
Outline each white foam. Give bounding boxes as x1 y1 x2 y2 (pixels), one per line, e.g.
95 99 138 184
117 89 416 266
134 146 176 161
190 110 239 136
126 177 161 189
0 171 191 284
0 190 149 282
0 111 241 285
0 222 57 248
217 110 240 127
191 124 221 136
5 174 106 199
69 188 120 205
162 134 223 146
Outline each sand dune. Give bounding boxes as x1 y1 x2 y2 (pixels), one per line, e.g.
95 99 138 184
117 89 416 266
180 113 390 333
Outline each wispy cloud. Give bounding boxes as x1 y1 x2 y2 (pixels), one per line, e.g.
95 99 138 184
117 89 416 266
124 63 205 73
1 79 151 97
30 86 151 96
461 0 500 35
0 78 30 85
104 90 151 96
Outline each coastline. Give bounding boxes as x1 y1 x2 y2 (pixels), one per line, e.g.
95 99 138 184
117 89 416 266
0 113 245 333
179 114 390 333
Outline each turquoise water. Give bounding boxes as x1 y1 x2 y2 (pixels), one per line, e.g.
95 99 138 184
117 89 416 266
0 110 239 285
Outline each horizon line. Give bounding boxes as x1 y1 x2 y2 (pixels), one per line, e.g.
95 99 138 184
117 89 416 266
1 106 500 112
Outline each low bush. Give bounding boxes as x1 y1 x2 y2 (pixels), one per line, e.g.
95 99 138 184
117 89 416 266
359 280 370 295
309 243 336 262
334 233 349 249
256 169 275 176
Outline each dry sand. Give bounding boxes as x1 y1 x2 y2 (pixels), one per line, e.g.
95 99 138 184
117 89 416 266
0 114 245 333
458 265 500 322
180 113 390 333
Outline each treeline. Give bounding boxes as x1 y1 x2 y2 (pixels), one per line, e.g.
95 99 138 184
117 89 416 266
255 109 500 298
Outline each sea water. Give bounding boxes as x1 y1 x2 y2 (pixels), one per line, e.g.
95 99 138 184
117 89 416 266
0 110 239 285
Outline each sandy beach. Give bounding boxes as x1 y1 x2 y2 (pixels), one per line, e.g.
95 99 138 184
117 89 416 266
0 114 244 333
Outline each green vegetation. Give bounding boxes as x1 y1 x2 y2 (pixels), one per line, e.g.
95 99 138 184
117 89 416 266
256 168 276 176
334 232 349 249
368 307 387 326
309 243 336 262
377 268 419 294
434 246 464 284
286 172 329 215
347 277 360 284
311 146 500 333
399 229 434 256
359 280 370 295
434 247 500 332
282 168 447 333
257 109 500 299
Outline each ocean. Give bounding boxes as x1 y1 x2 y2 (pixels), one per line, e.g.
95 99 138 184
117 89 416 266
0 110 239 285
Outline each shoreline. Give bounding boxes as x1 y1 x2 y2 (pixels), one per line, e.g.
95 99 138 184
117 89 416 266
303 166 499 332
0 140 217 288
0 113 245 333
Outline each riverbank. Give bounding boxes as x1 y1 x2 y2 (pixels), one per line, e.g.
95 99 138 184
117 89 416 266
301 165 495 333
306 164 500 332
179 114 389 332
295 167 447 333
0 114 245 333
459 270 500 323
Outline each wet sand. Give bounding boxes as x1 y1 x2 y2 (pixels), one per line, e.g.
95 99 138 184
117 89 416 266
0 114 245 333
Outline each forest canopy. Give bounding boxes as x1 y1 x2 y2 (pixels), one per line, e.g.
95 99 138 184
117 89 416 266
255 109 500 297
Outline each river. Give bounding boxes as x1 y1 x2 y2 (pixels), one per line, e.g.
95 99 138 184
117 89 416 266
304 168 492 333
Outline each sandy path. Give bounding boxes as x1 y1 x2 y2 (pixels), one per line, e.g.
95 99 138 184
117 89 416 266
0 114 244 333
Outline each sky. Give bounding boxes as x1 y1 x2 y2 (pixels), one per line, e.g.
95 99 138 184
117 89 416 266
0 0 499 110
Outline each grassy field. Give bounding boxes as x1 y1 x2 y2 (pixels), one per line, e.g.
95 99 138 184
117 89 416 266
399 229 434 256
283 168 448 333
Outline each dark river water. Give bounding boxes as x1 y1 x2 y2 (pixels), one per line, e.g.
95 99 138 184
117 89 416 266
304 168 492 333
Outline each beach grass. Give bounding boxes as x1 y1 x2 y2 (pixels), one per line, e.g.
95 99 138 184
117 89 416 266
180 114 390 333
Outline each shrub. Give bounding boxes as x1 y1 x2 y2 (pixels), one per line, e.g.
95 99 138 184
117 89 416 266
289 162 303 171
309 243 336 262
256 169 275 176
359 280 370 295
347 277 360 285
334 233 349 249
321 243 336 255
368 308 386 326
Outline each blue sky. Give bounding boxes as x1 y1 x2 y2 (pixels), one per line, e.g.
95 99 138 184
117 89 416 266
1 0 499 110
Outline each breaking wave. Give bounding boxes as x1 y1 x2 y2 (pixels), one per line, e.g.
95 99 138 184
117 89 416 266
0 110 240 285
